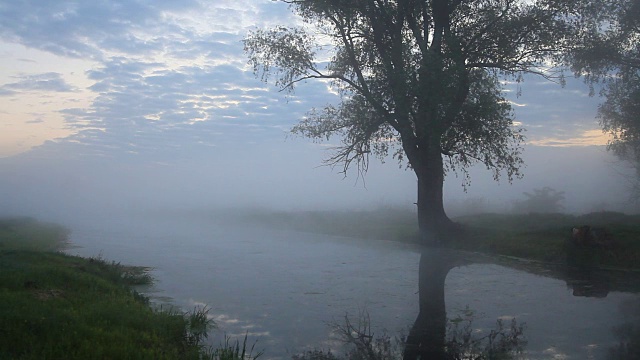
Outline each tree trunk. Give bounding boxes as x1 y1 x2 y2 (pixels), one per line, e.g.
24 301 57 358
414 147 454 244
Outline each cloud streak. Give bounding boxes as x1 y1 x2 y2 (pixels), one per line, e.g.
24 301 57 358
0 72 75 95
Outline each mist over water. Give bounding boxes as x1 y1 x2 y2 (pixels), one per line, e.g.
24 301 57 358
59 212 638 360
0 140 636 225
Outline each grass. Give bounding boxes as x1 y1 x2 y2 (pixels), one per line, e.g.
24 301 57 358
452 211 640 269
209 334 264 360
243 207 419 243
0 217 217 360
0 216 70 251
240 208 640 270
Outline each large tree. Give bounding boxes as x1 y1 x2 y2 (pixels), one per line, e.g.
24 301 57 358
568 0 640 200
245 0 574 243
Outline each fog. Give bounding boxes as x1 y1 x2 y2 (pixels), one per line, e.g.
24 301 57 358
0 137 635 225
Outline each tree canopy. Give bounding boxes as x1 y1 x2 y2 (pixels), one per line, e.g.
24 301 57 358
245 0 579 240
568 0 640 197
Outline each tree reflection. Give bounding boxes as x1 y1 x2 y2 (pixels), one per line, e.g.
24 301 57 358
295 248 527 360
403 249 526 360
403 249 453 359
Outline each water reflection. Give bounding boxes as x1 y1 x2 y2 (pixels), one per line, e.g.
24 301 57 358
565 266 611 298
565 231 613 298
609 298 640 359
403 249 526 360
403 249 456 359
400 243 640 359
65 217 640 359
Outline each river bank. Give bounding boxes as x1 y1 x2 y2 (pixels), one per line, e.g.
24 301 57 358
237 208 640 270
0 217 218 360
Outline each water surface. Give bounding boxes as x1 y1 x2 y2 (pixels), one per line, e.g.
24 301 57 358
65 213 639 359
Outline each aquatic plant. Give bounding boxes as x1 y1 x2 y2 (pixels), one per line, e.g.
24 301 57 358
292 310 526 360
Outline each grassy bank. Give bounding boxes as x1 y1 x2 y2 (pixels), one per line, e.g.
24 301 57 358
0 217 214 359
453 212 640 270
242 208 418 243
243 208 640 270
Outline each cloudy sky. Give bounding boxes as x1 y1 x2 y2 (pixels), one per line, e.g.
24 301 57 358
0 0 610 157
0 0 317 158
0 0 628 217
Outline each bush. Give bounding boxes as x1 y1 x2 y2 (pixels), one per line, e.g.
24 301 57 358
512 187 565 213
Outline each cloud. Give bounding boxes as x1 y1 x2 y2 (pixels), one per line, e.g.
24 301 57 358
1 72 75 93
0 0 289 64
0 88 16 96
0 0 338 158
0 1 321 159
0 0 201 60
46 44 339 160
503 74 602 144
529 129 613 147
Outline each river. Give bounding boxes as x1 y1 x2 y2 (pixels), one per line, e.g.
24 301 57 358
64 212 639 359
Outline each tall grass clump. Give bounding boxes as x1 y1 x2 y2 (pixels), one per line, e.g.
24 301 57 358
184 306 216 348
86 254 154 286
207 333 263 360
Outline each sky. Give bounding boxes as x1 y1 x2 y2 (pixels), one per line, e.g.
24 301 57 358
0 0 634 220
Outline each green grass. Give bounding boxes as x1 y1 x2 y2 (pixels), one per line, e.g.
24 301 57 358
453 212 640 269
0 217 215 360
0 217 70 251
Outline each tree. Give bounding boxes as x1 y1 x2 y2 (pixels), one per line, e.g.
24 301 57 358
244 0 575 243
567 0 640 199
513 186 565 213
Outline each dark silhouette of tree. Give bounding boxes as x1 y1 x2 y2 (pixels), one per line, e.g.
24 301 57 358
514 186 565 213
245 0 577 243
567 0 640 199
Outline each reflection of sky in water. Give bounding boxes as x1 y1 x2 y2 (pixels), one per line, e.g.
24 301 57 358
447 264 634 359
66 214 638 360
